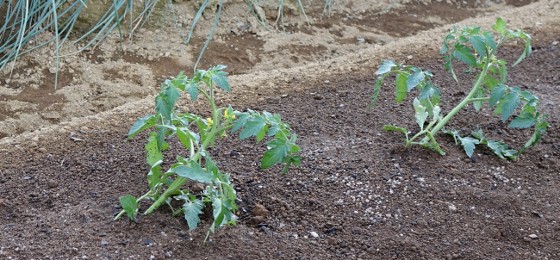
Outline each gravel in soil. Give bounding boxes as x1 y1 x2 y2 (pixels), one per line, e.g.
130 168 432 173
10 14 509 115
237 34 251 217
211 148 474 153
0 35 559 258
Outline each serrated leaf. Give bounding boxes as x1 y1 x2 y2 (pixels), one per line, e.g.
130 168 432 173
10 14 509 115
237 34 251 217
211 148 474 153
239 115 266 140
521 118 549 153
211 198 225 232
395 72 408 103
509 114 537 129
486 140 517 160
170 162 212 183
500 92 521 122
177 128 199 149
419 82 441 103
483 31 497 50
513 32 532 66
155 85 181 120
413 98 428 130
375 60 396 75
211 72 231 92
183 199 204 231
145 133 163 166
459 136 480 158
186 81 199 101
473 89 484 111
370 76 384 107
256 124 269 142
406 68 425 91
469 35 487 58
262 139 289 169
128 115 156 139
119 195 138 220
383 125 408 135
453 44 477 67
489 84 506 107
492 17 507 35
232 112 249 133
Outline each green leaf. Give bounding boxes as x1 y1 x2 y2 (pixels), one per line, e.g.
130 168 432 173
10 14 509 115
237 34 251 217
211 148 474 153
520 118 549 153
256 124 269 142
186 81 199 101
170 162 213 183
500 92 521 122
262 139 289 169
128 115 156 139
232 112 250 132
239 115 266 140
395 72 408 103
176 128 200 149
375 60 396 75
211 198 226 232
211 71 231 92
469 35 487 58
486 140 517 160
145 133 163 166
419 82 441 105
413 98 428 130
509 114 537 129
473 89 484 111
492 17 507 35
452 44 477 67
489 84 506 107
155 85 181 120
406 68 425 91
513 32 532 66
459 136 480 158
119 195 138 220
370 76 384 107
183 198 204 231
383 125 408 135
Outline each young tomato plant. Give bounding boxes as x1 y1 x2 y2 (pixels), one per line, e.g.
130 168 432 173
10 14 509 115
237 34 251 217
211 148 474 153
114 65 301 240
371 18 548 159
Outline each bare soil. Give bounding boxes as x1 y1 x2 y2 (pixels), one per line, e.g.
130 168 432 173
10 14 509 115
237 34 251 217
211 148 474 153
1 0 559 259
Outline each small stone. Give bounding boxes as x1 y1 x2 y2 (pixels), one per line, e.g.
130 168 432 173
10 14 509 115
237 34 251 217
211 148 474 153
252 204 269 217
281 94 288 98
448 204 458 213
553 41 558 46
101 239 109 246
310 231 319 238
191 183 205 193
47 181 58 189
248 216 265 226
407 55 413 60
528 234 538 239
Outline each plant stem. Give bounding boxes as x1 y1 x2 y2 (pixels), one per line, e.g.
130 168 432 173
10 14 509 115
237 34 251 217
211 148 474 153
144 86 222 215
429 61 491 136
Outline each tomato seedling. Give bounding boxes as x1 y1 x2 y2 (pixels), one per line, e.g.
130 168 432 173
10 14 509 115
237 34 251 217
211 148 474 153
371 18 548 159
115 65 301 240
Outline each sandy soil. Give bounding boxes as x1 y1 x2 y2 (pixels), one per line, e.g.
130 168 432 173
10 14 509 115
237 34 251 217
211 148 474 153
0 0 547 139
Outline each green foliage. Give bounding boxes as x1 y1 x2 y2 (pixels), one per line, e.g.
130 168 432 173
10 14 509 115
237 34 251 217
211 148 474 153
371 18 548 159
115 65 300 240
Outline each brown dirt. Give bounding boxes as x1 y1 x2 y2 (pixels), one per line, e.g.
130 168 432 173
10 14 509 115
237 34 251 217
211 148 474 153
1 0 559 259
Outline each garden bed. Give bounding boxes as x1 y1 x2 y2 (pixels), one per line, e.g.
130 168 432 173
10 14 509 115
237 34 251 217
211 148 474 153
1 0 559 259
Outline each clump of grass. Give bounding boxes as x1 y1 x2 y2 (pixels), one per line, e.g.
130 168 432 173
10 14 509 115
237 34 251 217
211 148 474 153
0 0 164 88
1 0 336 88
